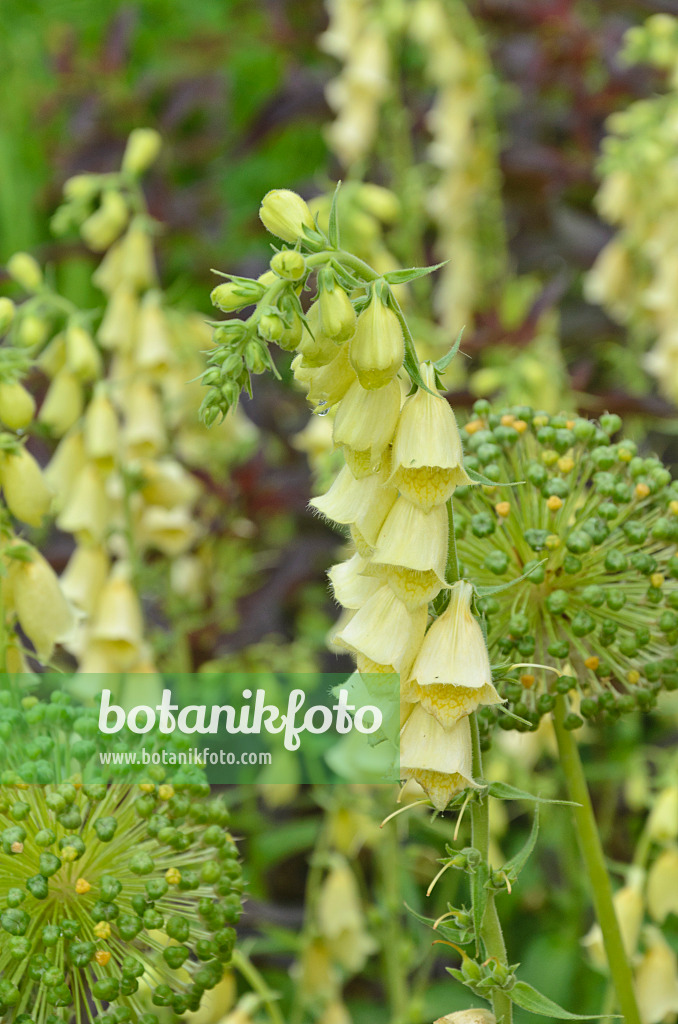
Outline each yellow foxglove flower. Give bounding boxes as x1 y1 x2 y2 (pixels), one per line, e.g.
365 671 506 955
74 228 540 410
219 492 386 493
98 286 138 352
293 342 357 410
646 785 678 843
170 554 204 599
348 291 404 390
38 369 84 436
400 705 479 812
60 545 109 613
435 1011 496 1024
317 861 377 972
81 189 129 251
139 505 199 556
318 273 357 342
84 390 119 472
259 189 315 243
369 496 448 609
582 879 644 970
65 324 103 381
122 224 158 291
328 551 382 609
140 458 200 508
310 461 397 548
297 302 341 367
57 464 110 545
8 546 74 662
404 580 502 727
333 378 401 470
44 429 86 511
122 380 167 457
391 362 473 508
334 584 428 674
0 380 35 430
37 332 66 377
635 929 678 1024
90 567 144 670
294 939 339 1004
122 127 162 176
0 447 53 526
183 974 236 1024
647 848 678 923
137 294 174 371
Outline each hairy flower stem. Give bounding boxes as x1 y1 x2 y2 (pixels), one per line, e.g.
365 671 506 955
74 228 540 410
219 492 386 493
553 695 642 1024
470 713 513 1024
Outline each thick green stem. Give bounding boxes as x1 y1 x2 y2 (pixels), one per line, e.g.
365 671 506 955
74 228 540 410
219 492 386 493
377 817 409 1024
553 696 641 1024
470 714 513 1024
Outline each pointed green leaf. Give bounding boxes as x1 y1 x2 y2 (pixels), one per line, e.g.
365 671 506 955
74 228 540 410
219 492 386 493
466 467 525 488
434 328 465 373
382 261 448 286
502 805 539 882
328 181 342 248
474 560 546 597
487 782 580 807
404 904 473 945
508 980 619 1019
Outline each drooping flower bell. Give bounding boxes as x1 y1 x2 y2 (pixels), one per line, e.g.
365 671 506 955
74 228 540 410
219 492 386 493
348 289 404 390
399 704 480 812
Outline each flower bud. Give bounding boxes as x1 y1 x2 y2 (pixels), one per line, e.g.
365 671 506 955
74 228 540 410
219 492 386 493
8 546 74 661
297 302 339 366
137 294 173 370
400 705 479 811
0 296 15 333
0 447 53 526
81 190 129 251
404 580 503 727
17 313 49 348
270 250 306 281
65 324 103 381
38 369 84 436
349 291 404 389
317 269 357 342
121 127 162 176
63 173 99 201
6 252 43 292
211 279 265 312
0 381 35 430
259 189 315 243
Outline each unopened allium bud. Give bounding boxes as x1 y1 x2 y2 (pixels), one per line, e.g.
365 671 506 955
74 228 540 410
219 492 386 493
0 380 35 430
400 705 480 812
391 362 473 509
0 446 53 526
7 545 74 660
348 290 404 389
0 297 15 333
270 249 306 281
317 268 357 342
259 189 315 243
6 251 43 292
121 126 162 176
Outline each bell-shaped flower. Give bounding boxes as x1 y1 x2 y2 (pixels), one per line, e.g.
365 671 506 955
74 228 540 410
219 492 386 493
399 705 479 812
44 429 86 512
405 580 502 727
84 389 119 473
98 286 138 352
60 545 110 614
646 785 678 844
139 505 199 556
122 380 167 458
333 378 401 471
57 464 110 546
0 446 53 527
582 878 644 971
8 545 74 662
140 458 201 508
317 860 377 973
0 381 35 430
137 293 174 371
38 369 84 436
90 565 144 670
635 928 678 1024
293 341 357 410
369 496 448 609
310 461 397 548
391 362 473 509
647 848 678 924
328 551 382 609
348 290 404 390
334 584 428 675
65 324 103 382
297 302 341 368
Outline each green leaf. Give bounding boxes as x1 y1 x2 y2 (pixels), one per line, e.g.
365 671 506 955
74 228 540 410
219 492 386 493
502 805 539 882
434 328 465 374
466 467 525 488
474 560 546 597
508 980 619 1019
382 261 447 286
404 904 473 946
328 181 342 249
487 782 579 807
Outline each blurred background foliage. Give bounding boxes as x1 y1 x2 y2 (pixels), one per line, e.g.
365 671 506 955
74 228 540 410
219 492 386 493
2 2 678 1023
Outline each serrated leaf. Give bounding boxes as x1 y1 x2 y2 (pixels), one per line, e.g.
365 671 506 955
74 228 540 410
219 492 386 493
383 261 447 286
434 328 465 374
328 181 342 248
466 467 525 488
508 980 619 1019
474 560 546 597
487 782 580 807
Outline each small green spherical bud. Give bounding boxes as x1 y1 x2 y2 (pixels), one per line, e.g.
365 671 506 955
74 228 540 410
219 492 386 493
92 978 120 1001
152 984 174 1007
117 914 144 940
548 640 570 659
166 914 190 942
35 828 57 847
485 550 509 575
39 853 61 877
580 698 599 718
524 559 545 584
566 531 593 555
537 693 556 714
2 909 30 936
604 550 628 573
163 944 190 969
93 816 118 842
546 590 569 614
69 941 95 967
607 590 626 611
99 875 123 903
41 924 59 946
571 611 595 637
471 512 495 538
144 908 164 930
581 585 605 607
211 279 264 312
270 249 306 281
10 801 30 820
7 888 26 907
563 712 584 730
524 529 549 551
130 851 154 875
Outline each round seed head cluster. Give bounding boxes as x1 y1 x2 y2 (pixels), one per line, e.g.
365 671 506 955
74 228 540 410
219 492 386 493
0 688 242 1023
455 402 678 740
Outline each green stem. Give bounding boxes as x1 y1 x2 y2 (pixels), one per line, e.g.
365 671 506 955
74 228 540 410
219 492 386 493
470 714 513 1024
553 696 641 1024
376 817 409 1024
446 498 460 584
232 947 286 1024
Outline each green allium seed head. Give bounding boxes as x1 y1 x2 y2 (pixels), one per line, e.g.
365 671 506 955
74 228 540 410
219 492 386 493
0 686 242 1023
457 404 678 735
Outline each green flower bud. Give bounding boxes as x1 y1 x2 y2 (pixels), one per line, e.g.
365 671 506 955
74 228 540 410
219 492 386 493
121 128 162 176
270 249 306 280
210 279 265 312
259 189 315 243
6 252 43 292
